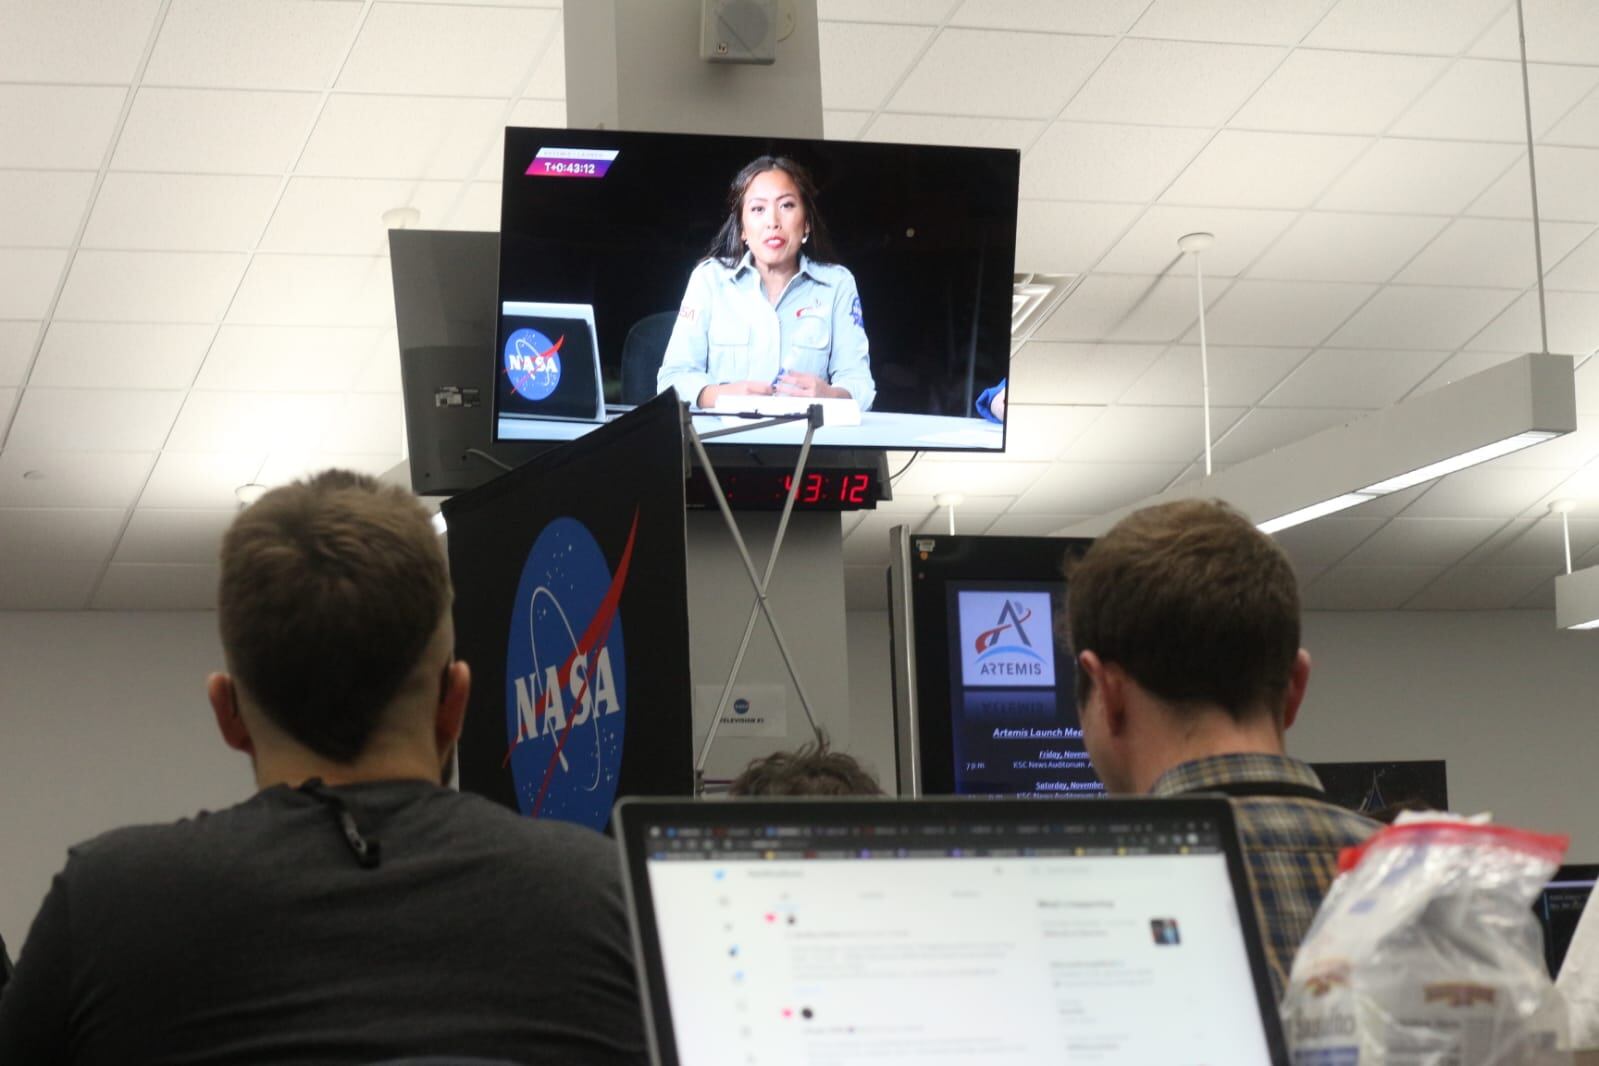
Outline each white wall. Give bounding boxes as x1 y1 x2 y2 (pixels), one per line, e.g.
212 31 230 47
846 608 1599 857
0 612 250 955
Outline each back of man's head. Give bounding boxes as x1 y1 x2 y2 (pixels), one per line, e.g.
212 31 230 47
218 470 450 763
1067 499 1300 721
728 738 883 797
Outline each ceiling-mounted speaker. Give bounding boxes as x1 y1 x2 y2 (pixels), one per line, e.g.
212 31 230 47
701 0 778 64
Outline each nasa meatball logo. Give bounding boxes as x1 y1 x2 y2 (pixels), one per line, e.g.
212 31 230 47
503 511 638 829
503 327 564 402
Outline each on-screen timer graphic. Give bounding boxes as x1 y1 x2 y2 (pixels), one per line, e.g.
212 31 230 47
504 516 631 830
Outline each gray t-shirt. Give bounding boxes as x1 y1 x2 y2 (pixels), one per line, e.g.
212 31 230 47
0 780 646 1066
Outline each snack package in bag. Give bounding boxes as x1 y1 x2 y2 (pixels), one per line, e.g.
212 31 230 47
1283 819 1570 1066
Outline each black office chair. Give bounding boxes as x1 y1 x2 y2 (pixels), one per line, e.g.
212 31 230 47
619 310 679 405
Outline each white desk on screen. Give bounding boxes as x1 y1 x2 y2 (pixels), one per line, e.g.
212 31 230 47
497 409 1004 451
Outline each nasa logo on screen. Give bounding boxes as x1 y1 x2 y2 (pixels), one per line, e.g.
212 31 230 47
958 590 1057 688
503 512 639 829
503 327 564 402
733 698 750 716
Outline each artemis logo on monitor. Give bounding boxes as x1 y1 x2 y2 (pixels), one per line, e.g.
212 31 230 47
503 327 564 402
958 590 1056 687
503 513 637 829
526 146 618 179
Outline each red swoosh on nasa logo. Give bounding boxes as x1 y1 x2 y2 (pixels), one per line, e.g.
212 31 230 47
974 623 1009 653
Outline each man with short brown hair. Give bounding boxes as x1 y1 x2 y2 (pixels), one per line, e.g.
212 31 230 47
0 471 646 1065
1068 498 1376 998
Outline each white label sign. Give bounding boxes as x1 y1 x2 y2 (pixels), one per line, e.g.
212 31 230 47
697 683 788 738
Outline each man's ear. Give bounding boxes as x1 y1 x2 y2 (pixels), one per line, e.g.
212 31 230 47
1281 649 1311 732
435 659 471 754
1078 650 1130 738
207 672 255 755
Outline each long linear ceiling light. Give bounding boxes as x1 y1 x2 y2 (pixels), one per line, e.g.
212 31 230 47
1059 351 1577 539
1551 500 1599 631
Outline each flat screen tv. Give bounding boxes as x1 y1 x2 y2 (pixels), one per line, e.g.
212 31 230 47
495 126 1019 451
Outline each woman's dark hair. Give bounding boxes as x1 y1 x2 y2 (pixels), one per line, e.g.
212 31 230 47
706 154 838 268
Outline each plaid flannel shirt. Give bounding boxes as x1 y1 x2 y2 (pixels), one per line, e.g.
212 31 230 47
1151 752 1380 999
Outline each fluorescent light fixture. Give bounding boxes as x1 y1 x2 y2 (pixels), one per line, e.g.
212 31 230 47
1556 565 1599 631
1359 431 1561 495
1060 353 1578 539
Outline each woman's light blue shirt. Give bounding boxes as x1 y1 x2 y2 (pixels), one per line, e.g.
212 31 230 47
656 253 876 411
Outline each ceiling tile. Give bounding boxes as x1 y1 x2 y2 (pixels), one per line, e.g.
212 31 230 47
82 173 282 252
1463 290 1599 353
1161 131 1368 210
1247 212 1448 283
319 392 405 454
1548 231 1599 291
92 562 221 610
1344 516 1504 566
0 450 156 509
261 177 476 255
1410 350 1524 394
0 249 69 319
818 22 934 111
338 3 558 96
1328 285 1520 350
1395 218 1593 288
1465 515 1599 566
1231 51 1446 135
115 508 237 565
1405 565 1558 610
1319 139 1521 214
197 325 383 392
33 323 214 390
1401 466 1568 518
819 0 957 22
1096 206 1297 276
145 0 360 90
863 113 1043 151
888 29 1113 119
1131 0 1337 44
0 387 15 438
166 391 343 453
1579 356 1599 414
0 0 160 82
1468 146 1599 222
1471 0 1599 65
227 255 396 327
56 251 248 323
1547 88 1599 148
1305 564 1440 610
0 321 39 387
1211 406 1369 464
1304 0 1509 55
112 88 321 175
0 170 96 248
1014 461 1187 515
1263 348 1446 408
1063 39 1284 127
823 110 871 141
0 508 124 563
1022 122 1210 203
894 459 1049 497
7 387 183 452
1119 345 1306 406
0 86 126 170
254 451 405 485
299 94 506 180
950 0 1146 34
1391 60 1599 142
1270 516 1388 567
985 512 1096 536
0 560 100 610
1009 342 1164 404
140 450 264 509
1014 201 1140 275
1063 405 1247 465
1197 279 1376 346
354 330 402 393
521 27 564 100
1043 274 1229 343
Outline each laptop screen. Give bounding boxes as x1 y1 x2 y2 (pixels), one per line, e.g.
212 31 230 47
1538 863 1598 977
617 798 1287 1066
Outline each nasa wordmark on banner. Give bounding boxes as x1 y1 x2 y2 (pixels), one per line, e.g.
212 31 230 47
957 590 1056 688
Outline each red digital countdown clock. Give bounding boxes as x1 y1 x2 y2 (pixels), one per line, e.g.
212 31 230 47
684 468 881 511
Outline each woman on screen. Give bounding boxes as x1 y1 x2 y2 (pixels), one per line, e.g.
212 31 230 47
656 155 876 411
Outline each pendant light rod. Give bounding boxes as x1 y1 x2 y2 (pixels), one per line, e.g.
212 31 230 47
1179 232 1216 476
1514 0 1550 355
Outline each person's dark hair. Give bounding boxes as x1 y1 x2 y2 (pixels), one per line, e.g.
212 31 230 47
217 469 451 763
728 737 882 797
706 155 838 268
1066 499 1300 721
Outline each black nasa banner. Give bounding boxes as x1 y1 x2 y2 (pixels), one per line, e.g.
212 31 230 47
442 391 693 829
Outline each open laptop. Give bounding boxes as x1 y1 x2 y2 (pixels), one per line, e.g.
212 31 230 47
614 796 1290 1066
1539 863 1599 977
495 300 606 423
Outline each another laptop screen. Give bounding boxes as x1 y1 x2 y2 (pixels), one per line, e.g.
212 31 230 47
1538 864 1598 977
618 798 1286 1066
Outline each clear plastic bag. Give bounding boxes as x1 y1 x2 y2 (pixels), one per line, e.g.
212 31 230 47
1283 819 1570 1066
